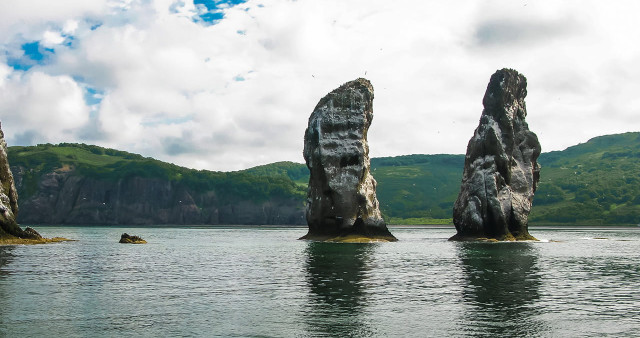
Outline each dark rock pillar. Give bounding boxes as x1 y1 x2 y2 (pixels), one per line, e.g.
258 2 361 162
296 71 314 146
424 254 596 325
451 69 541 241
301 78 396 242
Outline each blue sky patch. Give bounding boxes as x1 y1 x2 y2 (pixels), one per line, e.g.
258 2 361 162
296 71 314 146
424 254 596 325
84 87 104 107
72 76 105 109
62 35 75 47
22 42 50 61
192 0 247 24
7 41 55 71
90 22 103 31
194 0 247 10
198 11 224 22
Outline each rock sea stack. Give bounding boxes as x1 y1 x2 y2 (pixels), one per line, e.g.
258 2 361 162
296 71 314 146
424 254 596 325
451 69 541 241
301 78 396 242
0 122 44 241
119 233 147 244
0 122 70 245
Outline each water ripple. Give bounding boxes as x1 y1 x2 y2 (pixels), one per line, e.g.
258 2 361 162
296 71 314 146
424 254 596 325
0 226 638 337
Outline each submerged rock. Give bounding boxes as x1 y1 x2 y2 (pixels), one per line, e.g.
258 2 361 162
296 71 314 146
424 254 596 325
301 78 396 242
451 69 541 241
119 233 147 244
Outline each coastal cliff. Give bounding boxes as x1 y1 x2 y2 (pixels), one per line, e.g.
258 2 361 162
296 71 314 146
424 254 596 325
12 170 303 225
9 144 306 225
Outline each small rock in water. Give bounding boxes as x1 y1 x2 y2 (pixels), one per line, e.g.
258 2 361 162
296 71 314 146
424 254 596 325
119 233 147 244
451 68 541 241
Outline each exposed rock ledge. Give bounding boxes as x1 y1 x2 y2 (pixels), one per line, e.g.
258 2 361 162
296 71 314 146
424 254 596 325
0 226 72 245
0 236 72 245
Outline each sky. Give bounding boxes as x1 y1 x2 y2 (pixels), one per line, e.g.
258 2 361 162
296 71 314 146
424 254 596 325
0 0 639 171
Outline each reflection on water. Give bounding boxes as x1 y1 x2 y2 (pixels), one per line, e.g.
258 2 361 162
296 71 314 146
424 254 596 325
0 246 13 277
0 246 15 330
303 242 375 337
456 242 548 337
0 227 638 337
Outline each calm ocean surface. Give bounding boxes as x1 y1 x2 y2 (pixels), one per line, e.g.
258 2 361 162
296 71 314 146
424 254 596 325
0 226 639 337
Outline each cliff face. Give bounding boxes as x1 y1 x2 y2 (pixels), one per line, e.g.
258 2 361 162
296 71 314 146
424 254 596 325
302 78 396 241
452 69 541 241
11 167 305 225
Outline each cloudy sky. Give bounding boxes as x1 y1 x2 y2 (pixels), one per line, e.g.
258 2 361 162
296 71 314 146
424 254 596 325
0 0 639 171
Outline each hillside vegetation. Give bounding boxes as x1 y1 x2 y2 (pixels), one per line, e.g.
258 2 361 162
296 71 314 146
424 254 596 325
7 132 640 225
531 132 640 225
9 143 306 204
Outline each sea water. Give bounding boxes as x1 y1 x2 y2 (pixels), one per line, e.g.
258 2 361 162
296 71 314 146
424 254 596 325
0 226 639 337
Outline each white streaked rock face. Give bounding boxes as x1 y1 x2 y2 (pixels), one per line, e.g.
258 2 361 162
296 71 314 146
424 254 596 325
0 123 18 228
302 78 395 240
0 121 39 239
452 69 541 241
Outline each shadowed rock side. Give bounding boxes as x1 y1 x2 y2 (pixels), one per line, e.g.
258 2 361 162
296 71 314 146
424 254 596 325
10 168 305 226
0 122 42 241
451 69 541 241
301 78 396 242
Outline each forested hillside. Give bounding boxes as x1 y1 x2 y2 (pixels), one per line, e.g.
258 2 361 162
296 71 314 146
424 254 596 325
531 132 640 225
7 132 640 225
8 143 306 225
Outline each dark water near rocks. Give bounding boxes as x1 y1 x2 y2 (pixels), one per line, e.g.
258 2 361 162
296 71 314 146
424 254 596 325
1 226 639 337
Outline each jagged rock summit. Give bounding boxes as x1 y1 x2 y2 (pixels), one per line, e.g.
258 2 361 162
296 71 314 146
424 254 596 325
451 69 541 241
301 78 396 242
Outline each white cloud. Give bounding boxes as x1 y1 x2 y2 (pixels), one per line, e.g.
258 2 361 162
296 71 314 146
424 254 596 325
0 0 110 43
42 30 66 46
63 20 79 34
1 0 640 171
0 71 90 144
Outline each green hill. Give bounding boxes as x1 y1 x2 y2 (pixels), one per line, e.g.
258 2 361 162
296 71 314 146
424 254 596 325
242 155 464 224
7 132 640 225
364 132 640 225
369 155 463 224
531 132 640 225
9 143 306 206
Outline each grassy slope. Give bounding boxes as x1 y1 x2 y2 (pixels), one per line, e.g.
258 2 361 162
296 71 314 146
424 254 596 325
8 132 640 225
